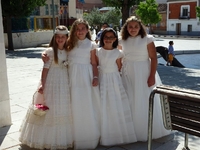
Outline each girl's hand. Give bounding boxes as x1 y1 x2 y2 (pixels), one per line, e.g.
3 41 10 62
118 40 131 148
42 53 50 63
92 78 99 86
147 75 155 87
38 85 44 94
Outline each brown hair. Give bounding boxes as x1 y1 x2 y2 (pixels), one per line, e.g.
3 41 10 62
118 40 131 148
49 25 68 64
67 19 91 51
121 16 147 40
100 28 118 48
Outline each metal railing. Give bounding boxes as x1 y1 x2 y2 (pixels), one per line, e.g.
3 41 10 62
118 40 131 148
148 85 200 150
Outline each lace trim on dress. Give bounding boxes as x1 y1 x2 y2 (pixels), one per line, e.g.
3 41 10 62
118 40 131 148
19 139 73 150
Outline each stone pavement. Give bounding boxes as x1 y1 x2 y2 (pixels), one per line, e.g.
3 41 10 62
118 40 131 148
1 38 200 150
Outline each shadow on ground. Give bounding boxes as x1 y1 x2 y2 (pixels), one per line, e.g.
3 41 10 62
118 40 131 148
0 125 11 145
157 65 200 91
5 48 46 59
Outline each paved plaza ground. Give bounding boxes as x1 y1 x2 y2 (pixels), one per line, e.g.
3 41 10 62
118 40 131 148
0 38 200 150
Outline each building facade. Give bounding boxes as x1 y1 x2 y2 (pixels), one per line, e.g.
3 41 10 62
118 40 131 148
83 0 105 12
167 0 200 35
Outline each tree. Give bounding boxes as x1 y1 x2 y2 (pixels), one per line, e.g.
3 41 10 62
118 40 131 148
83 8 121 30
103 8 121 28
196 6 200 20
83 8 104 26
102 0 141 26
2 0 46 50
136 0 161 33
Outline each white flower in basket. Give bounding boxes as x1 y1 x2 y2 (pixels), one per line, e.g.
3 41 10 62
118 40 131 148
32 91 49 116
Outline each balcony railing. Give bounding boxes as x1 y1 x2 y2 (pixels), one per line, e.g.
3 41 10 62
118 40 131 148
179 16 190 19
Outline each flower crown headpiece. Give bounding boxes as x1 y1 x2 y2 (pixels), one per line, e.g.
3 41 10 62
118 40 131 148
54 29 69 35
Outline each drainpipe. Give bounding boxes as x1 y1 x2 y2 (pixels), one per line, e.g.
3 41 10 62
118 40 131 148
52 0 56 32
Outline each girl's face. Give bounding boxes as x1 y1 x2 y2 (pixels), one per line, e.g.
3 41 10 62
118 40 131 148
76 23 88 40
55 34 67 48
103 32 116 48
127 21 140 37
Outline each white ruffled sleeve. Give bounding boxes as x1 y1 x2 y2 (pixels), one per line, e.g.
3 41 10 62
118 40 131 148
147 34 155 44
118 50 124 59
91 41 98 51
43 48 54 69
118 37 123 46
95 48 100 57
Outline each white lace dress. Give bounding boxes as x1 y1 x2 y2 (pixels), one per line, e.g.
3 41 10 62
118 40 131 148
68 38 101 149
119 35 171 141
19 48 73 150
96 48 137 146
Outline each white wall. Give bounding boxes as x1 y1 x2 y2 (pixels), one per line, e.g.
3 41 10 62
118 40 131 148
40 0 60 16
69 0 76 18
156 0 167 3
4 31 53 49
168 19 200 31
84 0 103 4
0 3 12 127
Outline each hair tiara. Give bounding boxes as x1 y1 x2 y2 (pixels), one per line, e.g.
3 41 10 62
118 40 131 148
54 29 69 35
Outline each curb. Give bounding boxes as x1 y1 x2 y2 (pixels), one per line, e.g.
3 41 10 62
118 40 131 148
38 43 49 47
157 50 200 58
153 34 200 40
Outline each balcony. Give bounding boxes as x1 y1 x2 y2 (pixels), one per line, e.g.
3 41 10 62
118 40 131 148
179 16 190 19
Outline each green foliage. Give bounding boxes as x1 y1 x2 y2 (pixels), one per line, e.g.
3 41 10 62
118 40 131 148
83 8 104 26
196 6 200 20
102 0 142 25
83 8 121 27
103 9 121 26
2 0 46 17
136 0 161 25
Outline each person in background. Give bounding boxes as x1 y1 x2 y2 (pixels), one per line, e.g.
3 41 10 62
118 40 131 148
95 23 109 46
167 41 175 66
146 25 150 34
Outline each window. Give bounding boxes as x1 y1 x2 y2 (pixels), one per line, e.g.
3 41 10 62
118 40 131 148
182 8 188 16
55 5 58 15
180 5 190 17
50 4 58 15
187 25 192 32
50 4 53 15
45 5 49 15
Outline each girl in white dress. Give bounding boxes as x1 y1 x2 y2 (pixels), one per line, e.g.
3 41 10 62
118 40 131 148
92 28 137 146
67 19 101 150
119 16 170 141
19 26 73 149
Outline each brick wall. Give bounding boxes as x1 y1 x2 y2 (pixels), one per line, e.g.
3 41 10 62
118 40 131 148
169 2 197 19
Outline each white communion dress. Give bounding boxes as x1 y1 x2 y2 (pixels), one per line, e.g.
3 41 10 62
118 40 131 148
19 48 73 150
119 35 171 141
96 47 137 146
68 38 101 149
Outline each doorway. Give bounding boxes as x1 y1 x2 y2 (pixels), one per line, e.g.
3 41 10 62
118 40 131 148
176 23 181 35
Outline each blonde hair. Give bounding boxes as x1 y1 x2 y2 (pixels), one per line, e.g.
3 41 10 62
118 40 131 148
121 16 147 40
49 25 68 64
67 19 91 51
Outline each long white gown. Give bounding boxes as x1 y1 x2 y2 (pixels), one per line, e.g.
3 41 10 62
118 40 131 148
68 38 101 149
119 35 171 141
19 48 73 149
97 48 137 146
